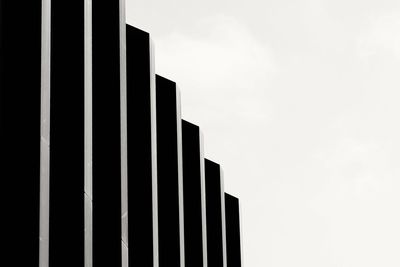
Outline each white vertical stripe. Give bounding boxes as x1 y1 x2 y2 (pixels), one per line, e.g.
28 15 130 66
199 131 208 267
120 0 128 266
84 193 93 267
220 169 227 267
176 88 185 267
122 241 129 267
39 0 51 266
84 0 93 201
84 0 93 266
150 38 159 267
238 200 244 267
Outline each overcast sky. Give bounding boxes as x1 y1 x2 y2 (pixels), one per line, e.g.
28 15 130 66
126 1 400 266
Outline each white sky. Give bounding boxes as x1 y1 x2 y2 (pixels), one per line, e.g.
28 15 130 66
126 1 400 266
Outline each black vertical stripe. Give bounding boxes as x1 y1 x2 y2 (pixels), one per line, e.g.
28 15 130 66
49 1 85 266
0 0 42 265
126 25 155 267
156 75 182 267
205 159 224 267
92 1 122 266
182 120 205 267
225 194 241 267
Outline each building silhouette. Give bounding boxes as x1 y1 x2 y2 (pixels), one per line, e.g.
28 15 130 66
0 1 242 266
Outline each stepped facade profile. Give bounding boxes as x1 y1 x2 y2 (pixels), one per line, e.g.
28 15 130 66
0 1 242 266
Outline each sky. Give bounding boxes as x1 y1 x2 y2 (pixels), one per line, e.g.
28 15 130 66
126 1 400 266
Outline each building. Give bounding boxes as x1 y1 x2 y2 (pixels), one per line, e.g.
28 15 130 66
0 1 242 266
